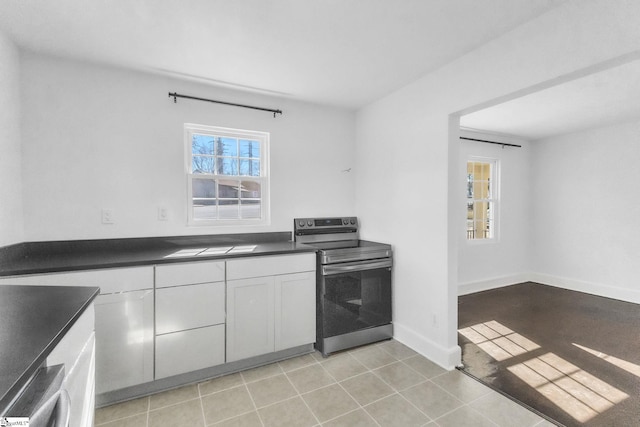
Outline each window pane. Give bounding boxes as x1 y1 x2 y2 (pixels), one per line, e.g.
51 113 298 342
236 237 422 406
239 140 260 158
192 178 216 198
218 180 239 198
240 180 261 199
192 135 214 155
217 157 238 175
216 137 238 156
240 200 261 219
192 156 214 174
474 162 483 177
474 181 488 199
239 159 260 176
192 179 217 220
218 199 239 219
193 200 217 220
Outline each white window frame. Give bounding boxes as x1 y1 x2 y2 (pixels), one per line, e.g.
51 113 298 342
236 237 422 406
466 156 499 243
185 123 270 226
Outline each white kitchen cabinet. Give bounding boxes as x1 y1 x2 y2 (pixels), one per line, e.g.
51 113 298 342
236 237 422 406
154 261 226 379
155 325 225 378
226 276 275 362
226 254 315 362
0 267 155 395
94 290 154 392
275 272 316 351
155 281 225 334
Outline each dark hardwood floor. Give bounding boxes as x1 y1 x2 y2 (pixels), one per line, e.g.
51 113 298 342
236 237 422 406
458 282 640 427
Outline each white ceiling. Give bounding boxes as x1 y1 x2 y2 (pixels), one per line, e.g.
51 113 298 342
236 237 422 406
461 59 640 140
0 0 566 109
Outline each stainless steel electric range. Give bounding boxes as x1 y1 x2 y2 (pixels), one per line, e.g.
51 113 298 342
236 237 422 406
294 217 393 356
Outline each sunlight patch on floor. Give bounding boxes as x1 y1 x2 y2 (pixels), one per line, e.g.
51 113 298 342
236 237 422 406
573 343 640 379
458 320 540 362
508 352 629 423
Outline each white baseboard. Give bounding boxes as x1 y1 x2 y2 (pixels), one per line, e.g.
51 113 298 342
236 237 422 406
393 322 461 370
458 273 530 296
458 272 640 304
529 273 640 304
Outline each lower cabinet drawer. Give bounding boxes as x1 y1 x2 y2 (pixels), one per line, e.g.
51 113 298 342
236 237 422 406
156 282 225 335
155 325 225 379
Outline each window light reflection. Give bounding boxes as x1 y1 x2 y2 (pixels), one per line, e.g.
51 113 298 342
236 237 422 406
573 343 640 379
508 352 628 423
458 320 540 361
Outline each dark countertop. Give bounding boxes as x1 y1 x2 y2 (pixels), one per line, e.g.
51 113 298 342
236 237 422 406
0 232 317 277
0 285 100 413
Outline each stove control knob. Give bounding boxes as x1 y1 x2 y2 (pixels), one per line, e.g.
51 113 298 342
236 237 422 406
350 218 356 225
342 219 348 225
307 220 313 227
298 220 305 227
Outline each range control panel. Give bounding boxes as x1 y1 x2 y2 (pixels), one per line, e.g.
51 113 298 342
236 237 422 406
294 217 358 230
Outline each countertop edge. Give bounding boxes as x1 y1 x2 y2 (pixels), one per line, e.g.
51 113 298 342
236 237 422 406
0 242 317 277
0 286 100 413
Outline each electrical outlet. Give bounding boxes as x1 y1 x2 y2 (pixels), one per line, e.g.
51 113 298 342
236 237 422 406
101 209 114 224
158 207 168 221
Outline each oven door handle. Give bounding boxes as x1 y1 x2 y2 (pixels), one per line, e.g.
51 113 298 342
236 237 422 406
322 259 392 275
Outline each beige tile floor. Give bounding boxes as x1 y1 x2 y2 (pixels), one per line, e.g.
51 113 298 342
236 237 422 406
95 340 556 427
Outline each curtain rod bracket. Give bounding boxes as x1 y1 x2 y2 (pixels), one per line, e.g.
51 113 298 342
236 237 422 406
168 91 282 117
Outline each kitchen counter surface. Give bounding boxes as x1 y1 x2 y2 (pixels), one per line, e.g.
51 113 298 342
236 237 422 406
0 233 317 277
0 284 99 413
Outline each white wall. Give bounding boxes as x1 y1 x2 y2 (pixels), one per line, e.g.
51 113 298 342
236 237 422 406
0 31 23 247
19 53 356 241
530 120 640 303
457 130 530 294
355 0 640 369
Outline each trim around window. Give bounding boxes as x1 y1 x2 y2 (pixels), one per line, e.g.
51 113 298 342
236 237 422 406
185 123 270 226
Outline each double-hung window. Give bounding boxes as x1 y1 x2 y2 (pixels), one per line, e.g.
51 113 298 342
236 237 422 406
466 158 498 240
186 124 269 225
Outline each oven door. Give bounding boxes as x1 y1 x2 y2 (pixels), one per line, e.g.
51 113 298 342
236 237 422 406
320 259 392 338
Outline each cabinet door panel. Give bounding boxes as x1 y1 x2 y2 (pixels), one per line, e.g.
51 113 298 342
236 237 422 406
94 290 154 393
275 272 316 351
155 325 225 379
156 282 225 334
226 277 274 362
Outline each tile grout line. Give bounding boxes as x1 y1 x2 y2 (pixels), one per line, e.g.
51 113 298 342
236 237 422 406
282 367 323 426
347 348 444 425
197 385 207 427
326 346 413 425
146 396 150 427
321 364 383 427
241 381 266 427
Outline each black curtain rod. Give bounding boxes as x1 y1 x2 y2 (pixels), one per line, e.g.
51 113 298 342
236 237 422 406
169 92 283 117
460 136 521 148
